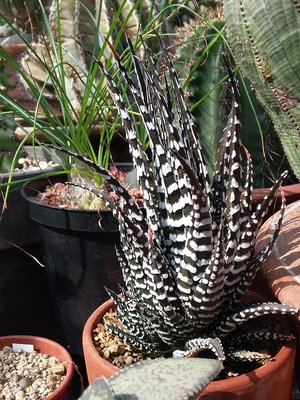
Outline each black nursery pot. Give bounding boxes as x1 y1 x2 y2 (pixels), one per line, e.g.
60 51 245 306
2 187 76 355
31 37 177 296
21 175 126 368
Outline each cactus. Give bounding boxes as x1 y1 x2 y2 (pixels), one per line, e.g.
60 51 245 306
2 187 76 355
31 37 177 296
223 0 300 179
175 17 226 177
174 9 293 186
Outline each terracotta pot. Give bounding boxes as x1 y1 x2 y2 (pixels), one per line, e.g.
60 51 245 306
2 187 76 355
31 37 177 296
0 335 74 400
83 299 296 400
252 183 300 222
255 201 300 323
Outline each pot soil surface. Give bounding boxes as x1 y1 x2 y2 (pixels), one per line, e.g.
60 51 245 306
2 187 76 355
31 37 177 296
92 309 293 380
34 166 143 210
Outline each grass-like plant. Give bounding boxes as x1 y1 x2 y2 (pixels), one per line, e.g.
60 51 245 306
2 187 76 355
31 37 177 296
0 0 176 207
49 33 298 367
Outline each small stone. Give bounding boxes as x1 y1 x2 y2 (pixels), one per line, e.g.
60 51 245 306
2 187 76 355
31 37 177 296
18 157 25 165
51 364 65 375
15 391 26 400
103 348 111 360
124 356 133 365
38 161 48 169
18 377 32 390
107 344 119 355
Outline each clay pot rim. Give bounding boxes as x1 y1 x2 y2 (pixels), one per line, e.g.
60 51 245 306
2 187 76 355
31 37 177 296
82 298 296 390
0 335 74 400
252 182 300 203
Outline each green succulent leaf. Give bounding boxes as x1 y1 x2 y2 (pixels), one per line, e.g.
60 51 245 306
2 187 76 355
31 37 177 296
79 358 223 400
79 377 115 400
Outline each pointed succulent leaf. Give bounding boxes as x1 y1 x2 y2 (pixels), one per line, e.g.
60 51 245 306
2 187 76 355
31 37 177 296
227 350 272 363
214 303 298 338
176 337 225 361
226 329 295 349
224 195 286 308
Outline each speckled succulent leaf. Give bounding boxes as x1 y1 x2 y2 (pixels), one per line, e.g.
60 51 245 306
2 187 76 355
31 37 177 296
239 146 253 232
173 337 225 361
224 195 286 309
79 376 115 400
218 64 243 271
227 349 272 363
105 292 157 344
251 170 288 235
158 35 212 201
107 321 165 356
211 100 237 232
105 35 188 251
168 151 214 307
214 303 298 338
223 0 300 179
74 39 163 239
188 225 224 326
227 329 295 350
142 39 183 152
108 358 223 400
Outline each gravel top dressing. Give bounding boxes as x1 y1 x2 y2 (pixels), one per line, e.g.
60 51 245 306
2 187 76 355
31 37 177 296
0 345 66 399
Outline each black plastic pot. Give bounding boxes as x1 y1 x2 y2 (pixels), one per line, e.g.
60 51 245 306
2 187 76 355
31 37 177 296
0 146 61 250
21 174 128 370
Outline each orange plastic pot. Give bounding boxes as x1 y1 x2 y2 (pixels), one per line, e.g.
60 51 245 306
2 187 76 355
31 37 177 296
83 299 296 400
0 335 74 400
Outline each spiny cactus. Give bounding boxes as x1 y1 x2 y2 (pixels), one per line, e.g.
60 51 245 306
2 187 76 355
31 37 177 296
174 16 226 178
48 35 298 365
223 0 300 179
174 9 293 187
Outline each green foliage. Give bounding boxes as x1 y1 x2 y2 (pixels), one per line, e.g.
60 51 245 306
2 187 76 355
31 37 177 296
78 358 223 400
223 0 300 180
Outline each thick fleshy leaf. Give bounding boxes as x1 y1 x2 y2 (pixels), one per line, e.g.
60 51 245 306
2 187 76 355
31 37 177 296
109 358 223 400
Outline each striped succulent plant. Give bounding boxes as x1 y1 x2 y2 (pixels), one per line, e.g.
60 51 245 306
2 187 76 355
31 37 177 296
49 35 298 364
